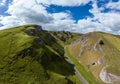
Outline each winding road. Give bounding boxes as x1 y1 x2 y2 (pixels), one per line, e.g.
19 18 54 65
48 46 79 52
64 46 89 84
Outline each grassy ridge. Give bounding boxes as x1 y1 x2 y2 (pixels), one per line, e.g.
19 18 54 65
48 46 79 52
0 25 81 84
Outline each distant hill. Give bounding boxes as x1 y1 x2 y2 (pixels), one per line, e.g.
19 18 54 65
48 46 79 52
68 32 120 84
0 25 81 84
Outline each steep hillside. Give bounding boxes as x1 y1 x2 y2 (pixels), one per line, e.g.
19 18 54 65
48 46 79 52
50 31 81 45
0 25 81 84
68 32 120 84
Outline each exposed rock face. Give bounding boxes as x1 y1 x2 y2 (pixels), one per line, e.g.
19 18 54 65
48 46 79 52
99 67 120 83
93 39 104 54
97 58 106 65
71 34 89 44
25 25 44 45
35 39 44 45
26 25 43 36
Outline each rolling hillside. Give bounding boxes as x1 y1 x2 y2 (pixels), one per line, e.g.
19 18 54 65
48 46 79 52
68 32 120 84
0 25 81 84
1 24 120 84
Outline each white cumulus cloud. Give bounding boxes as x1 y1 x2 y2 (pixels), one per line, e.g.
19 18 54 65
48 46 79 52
0 0 7 6
38 0 91 6
0 0 120 35
77 1 120 34
0 0 77 31
106 0 120 10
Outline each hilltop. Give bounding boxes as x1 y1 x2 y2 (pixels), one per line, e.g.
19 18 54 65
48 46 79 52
68 32 120 84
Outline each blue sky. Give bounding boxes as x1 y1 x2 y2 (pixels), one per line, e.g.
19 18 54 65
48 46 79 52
0 0 120 34
46 3 93 21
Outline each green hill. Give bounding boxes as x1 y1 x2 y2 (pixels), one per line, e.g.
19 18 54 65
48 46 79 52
1 25 120 84
0 25 81 84
68 32 120 84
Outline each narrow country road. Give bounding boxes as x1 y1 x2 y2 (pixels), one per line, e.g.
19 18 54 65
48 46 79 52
64 46 89 84
74 67 89 84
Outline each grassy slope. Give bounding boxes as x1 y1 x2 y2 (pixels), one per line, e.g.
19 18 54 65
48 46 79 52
66 46 100 84
0 25 81 84
49 31 82 84
98 33 120 76
68 32 120 84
